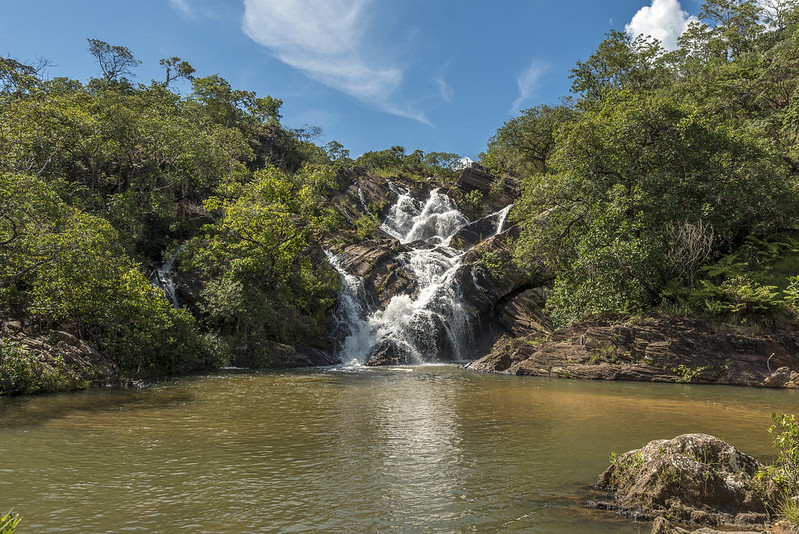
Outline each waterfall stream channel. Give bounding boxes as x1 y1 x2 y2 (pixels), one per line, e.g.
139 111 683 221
329 182 512 366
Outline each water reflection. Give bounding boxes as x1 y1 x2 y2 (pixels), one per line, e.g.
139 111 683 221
0 367 796 533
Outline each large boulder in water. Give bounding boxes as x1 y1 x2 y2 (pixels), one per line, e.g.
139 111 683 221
592 434 773 528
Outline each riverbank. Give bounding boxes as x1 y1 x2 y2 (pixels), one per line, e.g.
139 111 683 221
466 316 799 388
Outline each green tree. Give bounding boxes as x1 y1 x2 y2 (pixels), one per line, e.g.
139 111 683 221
87 39 140 81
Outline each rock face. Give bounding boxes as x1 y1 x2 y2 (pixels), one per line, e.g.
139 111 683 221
454 165 519 214
593 434 771 528
466 317 799 388
0 321 117 394
327 166 534 365
333 238 416 309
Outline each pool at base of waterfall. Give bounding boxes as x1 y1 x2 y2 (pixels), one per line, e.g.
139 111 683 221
1 365 795 533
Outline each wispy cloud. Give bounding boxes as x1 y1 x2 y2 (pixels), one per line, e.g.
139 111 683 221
512 60 548 113
242 0 429 124
434 76 453 103
625 0 697 51
168 0 193 17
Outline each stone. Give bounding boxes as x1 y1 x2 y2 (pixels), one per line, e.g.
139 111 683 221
761 366 792 388
650 516 768 534
453 165 519 213
596 433 770 528
365 341 412 366
467 317 799 388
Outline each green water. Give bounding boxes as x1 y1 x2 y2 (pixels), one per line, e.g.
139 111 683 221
1 366 796 533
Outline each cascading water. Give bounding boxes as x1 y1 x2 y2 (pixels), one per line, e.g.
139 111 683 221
151 250 180 308
330 184 511 365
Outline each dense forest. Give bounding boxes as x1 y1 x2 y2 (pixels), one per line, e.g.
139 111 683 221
2 0 799 397
484 0 799 327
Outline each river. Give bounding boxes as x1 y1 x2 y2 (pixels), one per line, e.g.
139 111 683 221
1 366 796 533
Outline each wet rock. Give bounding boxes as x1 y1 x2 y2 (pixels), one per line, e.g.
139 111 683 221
334 238 416 308
365 341 412 366
596 434 770 528
450 211 508 250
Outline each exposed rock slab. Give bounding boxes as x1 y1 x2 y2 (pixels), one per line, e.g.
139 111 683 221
453 165 519 214
593 434 771 528
466 317 799 388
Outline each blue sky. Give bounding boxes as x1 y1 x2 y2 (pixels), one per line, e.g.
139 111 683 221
1 0 704 159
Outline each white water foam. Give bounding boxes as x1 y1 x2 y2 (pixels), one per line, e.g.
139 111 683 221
330 184 511 365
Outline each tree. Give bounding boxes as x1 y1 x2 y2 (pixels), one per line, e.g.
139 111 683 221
511 91 796 325
482 104 575 177
159 56 195 86
570 31 670 102
0 56 47 96
87 39 140 81
698 0 763 59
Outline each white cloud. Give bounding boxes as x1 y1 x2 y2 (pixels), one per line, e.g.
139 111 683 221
625 0 697 51
434 76 453 103
512 60 548 113
169 0 193 17
242 0 428 124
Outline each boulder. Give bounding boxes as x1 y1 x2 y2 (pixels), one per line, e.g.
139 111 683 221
594 433 771 527
365 341 413 366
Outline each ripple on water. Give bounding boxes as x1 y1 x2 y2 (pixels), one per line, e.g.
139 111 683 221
0 366 795 532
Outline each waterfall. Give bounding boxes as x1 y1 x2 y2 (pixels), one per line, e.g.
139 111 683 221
329 184 511 366
152 250 180 308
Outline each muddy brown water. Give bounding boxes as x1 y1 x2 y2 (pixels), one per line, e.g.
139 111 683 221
1 365 796 533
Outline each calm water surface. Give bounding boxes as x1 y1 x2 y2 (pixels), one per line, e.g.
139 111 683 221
1 366 796 533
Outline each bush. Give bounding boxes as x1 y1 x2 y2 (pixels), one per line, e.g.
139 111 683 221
758 413 799 524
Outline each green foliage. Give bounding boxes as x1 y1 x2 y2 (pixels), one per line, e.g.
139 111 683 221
0 339 82 395
499 2 799 326
671 364 708 383
355 146 461 182
482 104 576 178
478 250 508 284
186 164 339 362
758 412 799 523
353 215 379 241
0 172 206 376
0 48 353 386
0 510 20 533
